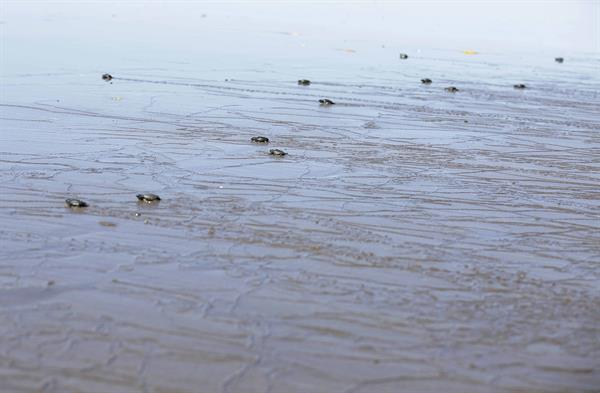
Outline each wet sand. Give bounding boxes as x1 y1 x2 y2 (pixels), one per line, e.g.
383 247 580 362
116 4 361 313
2 6 600 393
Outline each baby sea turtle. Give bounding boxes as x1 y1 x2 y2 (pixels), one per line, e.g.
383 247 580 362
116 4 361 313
65 198 88 208
269 149 287 156
421 78 432 84
445 86 459 93
399 53 409 59
319 99 335 106
136 193 161 203
555 57 564 63
102 73 113 81
514 84 527 89
298 79 311 86
251 136 269 143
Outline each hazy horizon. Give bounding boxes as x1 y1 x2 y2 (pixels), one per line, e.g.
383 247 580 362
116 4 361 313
1 1 599 57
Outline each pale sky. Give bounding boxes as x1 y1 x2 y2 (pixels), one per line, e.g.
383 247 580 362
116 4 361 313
1 1 599 54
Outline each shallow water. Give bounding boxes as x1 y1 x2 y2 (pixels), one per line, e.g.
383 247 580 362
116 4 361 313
2 4 600 393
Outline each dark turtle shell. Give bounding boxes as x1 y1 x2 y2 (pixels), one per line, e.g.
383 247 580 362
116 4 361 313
555 57 564 63
399 53 409 59
319 99 335 105
269 149 287 156
65 198 88 208
421 78 432 84
102 73 113 81
298 79 311 85
136 193 161 202
514 84 527 89
251 136 269 143
445 86 459 93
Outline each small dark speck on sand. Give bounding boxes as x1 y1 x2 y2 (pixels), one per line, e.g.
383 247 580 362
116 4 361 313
421 78 432 84
102 73 113 81
251 136 269 143
445 86 459 93
514 84 527 89
65 198 88 208
319 99 335 105
555 57 564 63
269 149 287 156
136 193 161 203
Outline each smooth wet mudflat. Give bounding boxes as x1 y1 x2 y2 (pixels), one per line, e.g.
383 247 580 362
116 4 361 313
1 4 600 393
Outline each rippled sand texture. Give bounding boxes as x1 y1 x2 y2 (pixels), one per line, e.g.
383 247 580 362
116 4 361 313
1 49 600 393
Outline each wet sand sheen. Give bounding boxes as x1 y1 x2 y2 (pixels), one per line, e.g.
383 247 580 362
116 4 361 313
1 29 600 393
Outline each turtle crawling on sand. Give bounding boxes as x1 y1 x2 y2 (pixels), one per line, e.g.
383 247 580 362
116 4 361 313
514 84 527 89
319 99 335 106
269 149 287 156
102 73 113 81
555 57 564 63
445 86 459 93
399 53 409 59
136 193 161 203
251 136 269 143
65 198 88 208
421 78 432 84
298 79 311 86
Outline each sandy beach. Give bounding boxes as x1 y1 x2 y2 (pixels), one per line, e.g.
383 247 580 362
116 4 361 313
1 3 600 392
